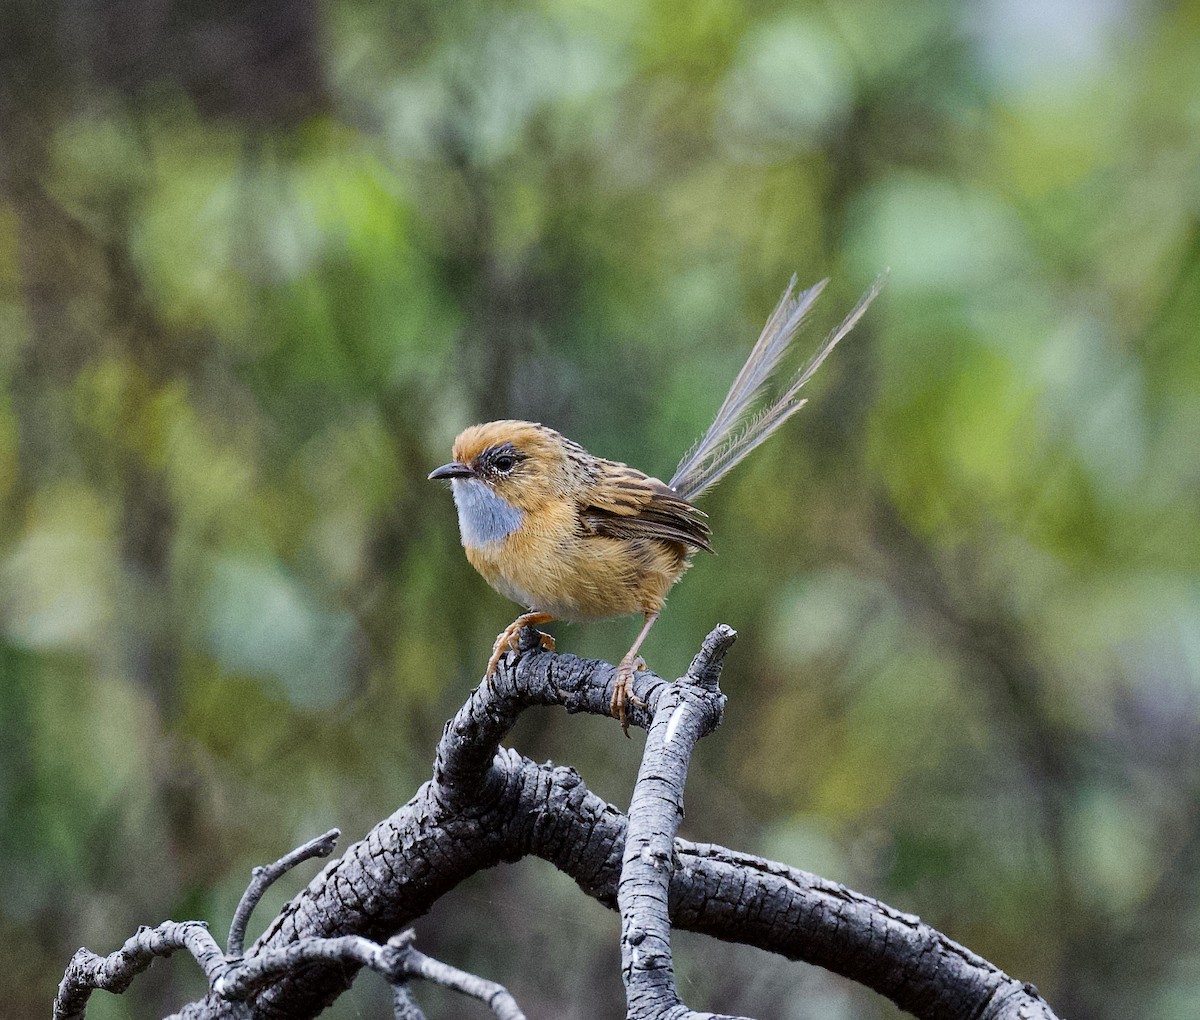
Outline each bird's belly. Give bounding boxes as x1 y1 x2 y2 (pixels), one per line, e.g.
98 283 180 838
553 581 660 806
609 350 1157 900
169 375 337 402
465 532 692 622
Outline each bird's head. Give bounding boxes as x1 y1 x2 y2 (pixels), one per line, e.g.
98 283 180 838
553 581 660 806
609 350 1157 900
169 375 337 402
429 421 590 545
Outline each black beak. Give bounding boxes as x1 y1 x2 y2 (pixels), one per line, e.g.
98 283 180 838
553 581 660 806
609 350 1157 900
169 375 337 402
428 461 474 480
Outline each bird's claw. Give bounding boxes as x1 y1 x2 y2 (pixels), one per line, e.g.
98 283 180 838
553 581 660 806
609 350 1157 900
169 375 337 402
486 621 555 681
485 622 520 680
610 656 647 737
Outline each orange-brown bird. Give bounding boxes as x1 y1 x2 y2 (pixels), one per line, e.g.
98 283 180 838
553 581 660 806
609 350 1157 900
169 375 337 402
430 276 881 732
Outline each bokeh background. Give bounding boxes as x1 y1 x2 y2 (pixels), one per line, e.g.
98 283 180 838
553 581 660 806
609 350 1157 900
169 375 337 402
2 0 1199 1017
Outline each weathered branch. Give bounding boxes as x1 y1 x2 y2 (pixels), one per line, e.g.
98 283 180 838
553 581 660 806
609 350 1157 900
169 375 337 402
619 624 748 1020
61 627 1061 1020
56 834 525 1020
212 929 525 1019
56 922 227 1020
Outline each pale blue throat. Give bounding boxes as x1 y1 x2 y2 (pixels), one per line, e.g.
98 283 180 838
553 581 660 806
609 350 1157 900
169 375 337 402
451 478 524 547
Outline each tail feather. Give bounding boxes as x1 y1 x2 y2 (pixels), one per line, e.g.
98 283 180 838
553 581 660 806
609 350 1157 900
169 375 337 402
669 274 885 502
669 275 826 497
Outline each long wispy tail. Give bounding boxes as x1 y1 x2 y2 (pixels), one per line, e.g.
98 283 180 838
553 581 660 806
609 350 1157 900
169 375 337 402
669 274 885 502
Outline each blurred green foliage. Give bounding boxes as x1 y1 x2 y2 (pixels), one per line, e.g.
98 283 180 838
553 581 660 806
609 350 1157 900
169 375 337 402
2 0 1199 1017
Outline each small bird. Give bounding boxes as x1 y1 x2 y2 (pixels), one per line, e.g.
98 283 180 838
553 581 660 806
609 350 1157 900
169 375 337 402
430 275 881 732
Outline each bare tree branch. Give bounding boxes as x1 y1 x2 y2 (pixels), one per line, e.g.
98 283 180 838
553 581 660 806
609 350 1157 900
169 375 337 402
214 928 526 1018
60 627 1061 1020
619 624 749 1020
55 837 525 1020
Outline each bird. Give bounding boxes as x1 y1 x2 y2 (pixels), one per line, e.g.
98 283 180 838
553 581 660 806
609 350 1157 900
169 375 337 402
429 275 882 732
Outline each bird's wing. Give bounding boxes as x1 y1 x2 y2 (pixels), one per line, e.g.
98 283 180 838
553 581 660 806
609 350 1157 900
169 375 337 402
579 460 714 552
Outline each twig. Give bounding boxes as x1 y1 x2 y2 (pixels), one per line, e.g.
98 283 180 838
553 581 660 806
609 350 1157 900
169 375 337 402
387 930 526 1020
55 922 228 1020
227 828 340 959
619 624 750 1020
214 929 525 1018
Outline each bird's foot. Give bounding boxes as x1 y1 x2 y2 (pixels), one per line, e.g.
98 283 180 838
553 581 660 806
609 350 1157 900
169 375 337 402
486 613 556 681
611 654 648 737
486 623 522 679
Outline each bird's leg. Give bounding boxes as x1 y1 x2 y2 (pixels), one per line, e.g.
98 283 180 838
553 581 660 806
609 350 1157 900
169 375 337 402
486 611 557 679
611 611 659 736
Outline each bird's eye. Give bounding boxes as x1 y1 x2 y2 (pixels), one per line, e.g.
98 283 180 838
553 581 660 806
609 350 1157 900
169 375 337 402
493 455 516 474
